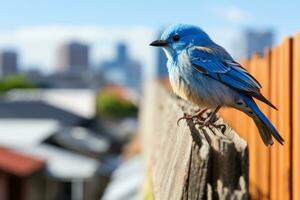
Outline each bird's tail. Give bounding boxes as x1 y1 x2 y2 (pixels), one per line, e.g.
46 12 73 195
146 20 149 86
242 95 284 146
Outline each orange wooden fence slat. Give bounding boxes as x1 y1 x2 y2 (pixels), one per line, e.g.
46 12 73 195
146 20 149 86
270 46 280 200
292 33 300 200
277 37 292 200
248 54 259 199
255 51 271 200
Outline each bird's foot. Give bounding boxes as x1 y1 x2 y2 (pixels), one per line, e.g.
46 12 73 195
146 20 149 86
177 108 208 126
196 110 227 134
196 110 219 128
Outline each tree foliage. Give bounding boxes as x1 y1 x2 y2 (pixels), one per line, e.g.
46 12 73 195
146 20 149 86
0 75 36 92
96 90 138 119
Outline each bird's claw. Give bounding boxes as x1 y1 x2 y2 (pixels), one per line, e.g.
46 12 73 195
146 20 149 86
177 108 208 126
176 114 188 126
196 113 219 128
196 116 227 134
195 111 226 130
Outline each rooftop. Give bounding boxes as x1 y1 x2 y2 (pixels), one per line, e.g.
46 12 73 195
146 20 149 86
0 148 45 177
0 101 86 126
0 119 59 148
16 144 100 179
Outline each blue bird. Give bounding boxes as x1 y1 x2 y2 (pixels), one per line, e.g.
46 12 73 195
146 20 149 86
150 24 284 146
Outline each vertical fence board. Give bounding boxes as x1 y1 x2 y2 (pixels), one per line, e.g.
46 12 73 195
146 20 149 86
270 46 280 200
278 38 292 200
248 54 259 199
292 33 300 200
278 39 285 200
255 51 271 200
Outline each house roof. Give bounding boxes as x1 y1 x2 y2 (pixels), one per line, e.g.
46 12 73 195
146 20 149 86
6 89 96 118
16 144 99 179
0 148 45 177
41 89 96 118
52 126 110 157
0 101 86 126
0 119 59 148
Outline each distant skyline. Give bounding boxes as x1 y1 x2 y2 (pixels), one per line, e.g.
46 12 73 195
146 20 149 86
0 1 299 75
58 41 89 73
244 30 274 58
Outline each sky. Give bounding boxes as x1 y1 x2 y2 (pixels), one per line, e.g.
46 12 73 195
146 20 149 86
0 0 299 75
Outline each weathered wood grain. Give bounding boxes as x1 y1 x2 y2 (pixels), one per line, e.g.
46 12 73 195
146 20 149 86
139 81 249 200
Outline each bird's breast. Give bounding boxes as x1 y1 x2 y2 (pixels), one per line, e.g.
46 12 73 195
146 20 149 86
169 73 192 101
168 62 209 107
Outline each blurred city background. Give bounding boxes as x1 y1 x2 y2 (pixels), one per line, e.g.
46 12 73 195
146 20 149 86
0 1 298 200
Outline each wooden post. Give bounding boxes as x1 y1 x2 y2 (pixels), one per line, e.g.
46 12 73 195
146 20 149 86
140 81 249 200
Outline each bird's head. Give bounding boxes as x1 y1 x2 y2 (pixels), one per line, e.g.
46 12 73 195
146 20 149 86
150 24 212 59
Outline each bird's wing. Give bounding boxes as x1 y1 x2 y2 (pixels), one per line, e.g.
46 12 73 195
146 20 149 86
188 46 231 73
188 46 277 109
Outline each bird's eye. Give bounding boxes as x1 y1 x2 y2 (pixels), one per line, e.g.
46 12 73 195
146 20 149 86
172 35 180 42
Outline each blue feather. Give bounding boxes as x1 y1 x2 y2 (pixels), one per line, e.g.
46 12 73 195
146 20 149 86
188 47 261 93
242 95 284 145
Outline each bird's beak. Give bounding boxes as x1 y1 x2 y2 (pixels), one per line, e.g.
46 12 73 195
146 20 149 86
149 40 168 47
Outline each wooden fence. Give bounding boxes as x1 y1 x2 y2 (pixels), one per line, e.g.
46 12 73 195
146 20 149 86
140 81 248 200
221 33 300 200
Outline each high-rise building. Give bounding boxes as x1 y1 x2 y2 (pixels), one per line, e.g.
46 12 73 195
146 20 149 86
126 60 142 89
116 43 127 63
100 42 142 90
0 51 18 77
155 31 168 77
58 41 89 73
243 30 274 58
